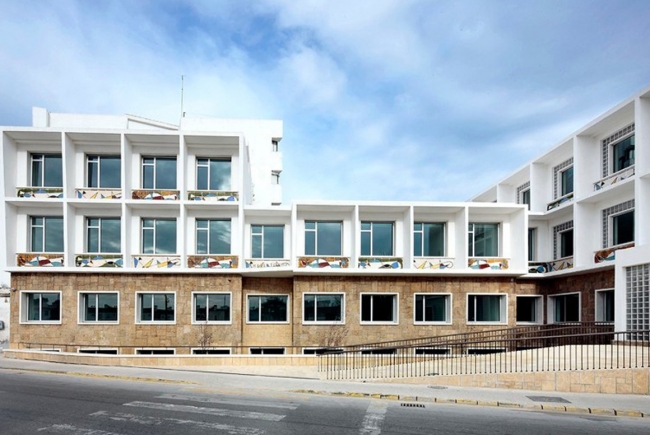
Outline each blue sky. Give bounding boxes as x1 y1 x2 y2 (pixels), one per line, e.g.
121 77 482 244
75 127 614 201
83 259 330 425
2 0 650 203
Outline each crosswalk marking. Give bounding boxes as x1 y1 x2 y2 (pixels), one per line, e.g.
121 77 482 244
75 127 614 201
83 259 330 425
123 401 286 421
37 424 125 435
359 400 387 435
157 393 299 410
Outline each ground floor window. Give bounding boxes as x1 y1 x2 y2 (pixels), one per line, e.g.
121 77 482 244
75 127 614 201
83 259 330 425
596 289 615 322
247 295 289 323
250 348 285 355
136 349 175 355
414 348 450 355
360 294 398 324
302 348 343 355
467 348 506 355
78 349 118 355
303 293 344 323
414 294 451 324
361 348 397 355
192 348 231 355
549 293 580 323
516 296 542 324
467 294 506 324
21 292 61 323
80 292 118 323
136 293 175 323
193 293 231 323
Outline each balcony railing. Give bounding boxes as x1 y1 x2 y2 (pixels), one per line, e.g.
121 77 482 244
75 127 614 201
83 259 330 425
131 189 179 200
468 257 509 270
75 188 122 200
17 253 64 267
187 190 239 202
132 255 181 269
413 258 454 270
358 257 403 269
75 254 123 268
16 187 63 199
528 257 573 273
594 165 635 191
298 256 350 269
187 255 238 269
246 259 292 268
594 242 634 264
547 193 573 211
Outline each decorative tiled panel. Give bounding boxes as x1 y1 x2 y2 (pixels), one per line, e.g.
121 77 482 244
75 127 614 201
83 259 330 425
246 259 292 268
75 254 123 268
187 190 239 202
413 258 454 270
358 257 403 269
17 253 64 267
528 258 573 273
593 165 635 191
16 188 63 199
626 263 649 335
187 255 238 269
468 258 509 270
594 242 634 264
547 193 573 211
75 189 122 200
132 255 181 268
131 190 179 200
299 257 350 269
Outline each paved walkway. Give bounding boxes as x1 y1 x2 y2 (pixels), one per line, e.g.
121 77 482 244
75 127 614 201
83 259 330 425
1 352 649 418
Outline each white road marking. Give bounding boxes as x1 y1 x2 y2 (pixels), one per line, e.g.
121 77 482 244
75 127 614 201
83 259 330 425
157 393 299 410
123 401 285 421
91 410 265 434
37 424 124 435
359 400 387 435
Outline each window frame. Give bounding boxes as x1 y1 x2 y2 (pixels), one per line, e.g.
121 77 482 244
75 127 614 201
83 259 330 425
468 222 500 257
30 153 63 187
515 295 543 325
86 154 121 188
528 228 537 262
30 216 64 253
413 222 446 257
246 294 290 324
19 291 62 324
195 218 231 255
466 293 507 325
560 165 574 197
195 157 231 191
520 188 531 209
191 348 232 355
135 292 177 325
359 293 399 325
610 210 634 247
302 292 345 325
251 224 284 259
413 293 452 325
360 221 395 257
78 291 120 324
78 348 119 355
611 134 635 174
141 156 177 190
141 218 177 255
547 292 581 324
304 220 343 256
191 291 232 325
558 228 574 259
86 217 121 254
249 347 286 355
136 348 175 355
595 288 615 323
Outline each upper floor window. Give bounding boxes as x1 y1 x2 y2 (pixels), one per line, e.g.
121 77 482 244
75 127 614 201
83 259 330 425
559 229 574 258
272 171 281 185
142 218 176 254
142 156 176 190
31 154 62 187
87 155 120 188
272 140 279 152
560 166 573 196
196 158 230 190
31 216 63 252
521 189 531 209
252 225 284 259
87 218 121 253
305 221 342 256
468 223 499 257
528 228 536 261
196 219 231 255
361 222 394 256
612 210 634 246
21 292 61 323
613 135 635 173
413 223 445 257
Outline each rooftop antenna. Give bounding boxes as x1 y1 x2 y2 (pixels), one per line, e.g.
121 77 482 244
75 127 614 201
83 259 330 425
180 75 184 124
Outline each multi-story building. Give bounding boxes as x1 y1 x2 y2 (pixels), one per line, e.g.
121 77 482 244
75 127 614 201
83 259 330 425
1 85 648 356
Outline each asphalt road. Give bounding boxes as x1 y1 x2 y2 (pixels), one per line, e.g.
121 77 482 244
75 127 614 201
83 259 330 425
0 370 648 435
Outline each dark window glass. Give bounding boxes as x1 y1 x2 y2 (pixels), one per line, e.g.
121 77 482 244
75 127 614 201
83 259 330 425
414 223 445 257
27 293 60 321
305 221 342 256
468 295 503 322
303 294 343 322
361 294 396 322
468 223 499 257
248 296 288 322
613 136 635 173
194 293 230 322
516 297 539 323
560 229 573 258
415 295 448 322
612 211 634 246
553 294 580 322
561 167 573 196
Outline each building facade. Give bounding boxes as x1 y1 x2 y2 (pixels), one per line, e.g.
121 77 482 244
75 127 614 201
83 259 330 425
1 86 649 355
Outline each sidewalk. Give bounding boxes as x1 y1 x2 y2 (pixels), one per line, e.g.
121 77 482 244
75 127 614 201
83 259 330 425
1 352 649 418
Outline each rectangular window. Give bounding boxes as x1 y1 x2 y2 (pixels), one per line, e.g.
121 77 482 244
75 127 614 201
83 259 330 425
30 216 64 252
136 349 175 355
272 171 281 185
87 155 120 188
468 223 499 257
248 295 288 323
549 293 580 323
137 293 175 323
612 135 634 173
521 189 531 209
193 293 231 323
272 140 279 152
196 158 231 190
31 154 63 187
21 292 61 323
415 348 450 355
142 156 176 189
196 219 231 254
303 293 343 323
413 223 445 257
80 293 118 323
87 218 121 253
559 229 574 258
142 218 176 254
250 348 285 355
612 211 634 246
414 294 450 323
467 294 506 323
596 289 615 323
78 349 118 355
192 348 231 355
516 296 542 324
361 221 394 256
251 225 284 259
528 228 536 261
561 166 573 196
360 294 398 323
305 221 342 256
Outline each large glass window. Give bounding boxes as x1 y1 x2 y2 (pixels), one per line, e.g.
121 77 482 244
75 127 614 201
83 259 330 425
142 157 176 189
196 158 231 190
550 293 580 323
414 223 445 257
305 221 342 256
194 293 231 322
468 223 499 257
81 293 118 322
23 292 61 322
196 219 230 255
303 294 343 323
252 225 284 258
87 155 120 188
414 294 450 323
248 295 288 323
516 296 542 324
467 294 506 323
613 135 635 173
31 154 63 187
137 293 175 322
142 219 176 254
87 218 121 253
559 229 573 258
596 290 615 323
561 166 573 196
360 294 398 323
612 211 634 246
30 216 63 252
361 222 394 256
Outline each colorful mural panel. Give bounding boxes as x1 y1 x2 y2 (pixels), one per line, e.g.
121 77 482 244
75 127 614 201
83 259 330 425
358 257 403 269
17 253 64 267
298 257 350 269
17 188 63 199
246 259 292 268
594 243 634 264
75 255 123 268
547 193 573 211
594 166 635 191
528 258 573 273
187 255 238 269
75 189 122 200
413 258 454 270
133 255 181 269
468 258 509 270
131 190 179 200
187 191 239 202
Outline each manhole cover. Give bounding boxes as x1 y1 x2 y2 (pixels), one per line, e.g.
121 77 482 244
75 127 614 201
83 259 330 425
428 386 448 390
527 396 571 404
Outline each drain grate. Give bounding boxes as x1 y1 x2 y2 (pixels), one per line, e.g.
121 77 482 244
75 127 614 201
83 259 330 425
428 386 448 390
401 403 425 408
527 396 571 404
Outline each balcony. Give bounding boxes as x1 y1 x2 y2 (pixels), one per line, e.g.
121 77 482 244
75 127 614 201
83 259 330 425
16 187 63 199
17 253 64 267
298 256 350 269
187 255 238 269
594 242 634 264
132 255 181 269
75 254 123 268
594 165 634 191
528 257 573 273
75 188 122 200
358 257 403 269
187 190 239 202
246 259 292 268
413 258 455 270
131 189 179 200
547 193 573 211
468 258 509 270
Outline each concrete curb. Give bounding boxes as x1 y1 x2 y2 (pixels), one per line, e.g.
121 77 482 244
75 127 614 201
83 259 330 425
1 366 197 385
291 389 648 418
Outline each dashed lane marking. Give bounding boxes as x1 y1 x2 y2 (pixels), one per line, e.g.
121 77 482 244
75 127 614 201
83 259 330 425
124 401 285 421
359 400 387 435
37 424 125 434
